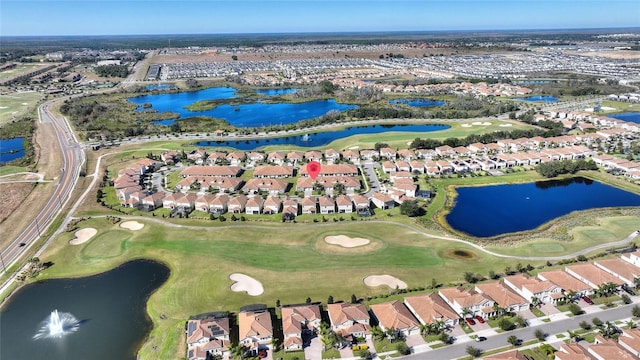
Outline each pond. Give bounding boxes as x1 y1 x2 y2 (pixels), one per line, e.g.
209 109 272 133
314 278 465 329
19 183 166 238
607 112 640 124
445 177 640 237
0 259 170 360
0 137 25 163
144 84 175 91
513 95 558 103
194 123 451 150
389 98 445 107
128 87 356 127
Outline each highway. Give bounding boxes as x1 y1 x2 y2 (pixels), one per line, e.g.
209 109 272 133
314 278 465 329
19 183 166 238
0 104 85 274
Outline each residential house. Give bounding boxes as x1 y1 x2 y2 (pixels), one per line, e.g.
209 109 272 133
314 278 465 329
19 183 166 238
475 281 530 313
247 152 266 163
210 194 229 214
253 165 294 178
537 270 593 298
228 195 248 214
318 196 336 214
621 249 640 267
593 258 640 287
195 194 216 212
180 166 242 178
262 196 281 214
324 149 341 163
438 286 496 319
245 196 265 215
281 305 322 351
226 151 245 166
242 178 290 196
619 328 640 358
378 147 397 160
397 149 415 161
300 197 317 214
483 350 527 360
350 194 371 216
161 150 180 165
554 343 591 360
370 192 395 210
589 336 636 360
282 198 299 218
327 303 371 339
206 151 228 165
503 274 563 304
370 300 420 337
186 313 230 360
286 151 304 165
381 161 397 174
360 149 378 161
299 164 359 177
409 160 425 174
141 192 165 211
187 149 207 164
238 308 273 353
403 293 459 327
304 150 323 162
266 151 286 165
564 263 625 290
336 194 353 213
342 149 360 165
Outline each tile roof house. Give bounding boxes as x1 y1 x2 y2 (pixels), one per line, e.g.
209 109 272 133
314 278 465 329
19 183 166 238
537 270 593 297
141 192 165 211
242 178 290 196
589 336 636 360
621 249 640 267
266 151 286 165
186 313 230 359
370 300 420 336
318 196 336 214
245 196 265 215
281 305 322 351
593 258 640 287
503 274 563 304
286 151 304 165
180 166 242 178
253 165 294 178
475 281 530 313
299 164 359 177
327 303 371 339
403 293 459 327
554 343 591 360
482 349 527 360
619 328 640 358
210 194 230 214
335 194 353 213
438 286 496 319
227 195 248 214
370 192 395 210
564 263 625 289
238 309 273 351
300 196 317 214
262 196 281 214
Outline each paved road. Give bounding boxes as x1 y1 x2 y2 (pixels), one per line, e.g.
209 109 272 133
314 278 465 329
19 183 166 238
403 302 639 360
0 104 85 273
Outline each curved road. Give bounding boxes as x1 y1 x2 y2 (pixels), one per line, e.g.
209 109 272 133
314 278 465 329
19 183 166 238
0 104 84 273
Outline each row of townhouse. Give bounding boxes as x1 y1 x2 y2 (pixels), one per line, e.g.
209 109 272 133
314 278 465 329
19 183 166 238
131 192 377 217
186 252 640 360
485 329 640 360
592 154 640 179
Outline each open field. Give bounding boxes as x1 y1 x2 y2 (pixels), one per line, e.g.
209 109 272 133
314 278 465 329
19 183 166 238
0 63 48 82
599 100 640 114
0 91 42 125
37 218 528 360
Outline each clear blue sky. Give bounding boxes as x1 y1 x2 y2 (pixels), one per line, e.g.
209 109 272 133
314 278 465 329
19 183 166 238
1 0 638 36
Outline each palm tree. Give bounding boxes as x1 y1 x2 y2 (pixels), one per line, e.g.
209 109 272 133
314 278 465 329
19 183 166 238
565 290 578 303
371 325 385 341
530 296 542 308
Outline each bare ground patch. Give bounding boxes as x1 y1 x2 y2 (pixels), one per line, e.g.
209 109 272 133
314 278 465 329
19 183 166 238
0 182 34 224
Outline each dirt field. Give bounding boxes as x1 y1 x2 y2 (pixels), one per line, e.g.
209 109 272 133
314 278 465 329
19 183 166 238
0 183 35 224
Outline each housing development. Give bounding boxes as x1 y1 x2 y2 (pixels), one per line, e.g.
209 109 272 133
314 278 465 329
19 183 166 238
1 28 640 360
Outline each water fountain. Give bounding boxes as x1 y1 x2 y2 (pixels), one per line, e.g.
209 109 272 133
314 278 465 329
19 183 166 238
33 310 80 340
301 133 310 141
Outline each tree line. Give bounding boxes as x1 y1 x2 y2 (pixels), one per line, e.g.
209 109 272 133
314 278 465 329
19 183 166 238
536 159 598 178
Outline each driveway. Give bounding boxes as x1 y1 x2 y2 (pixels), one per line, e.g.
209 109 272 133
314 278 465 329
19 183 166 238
540 303 560 315
304 336 322 360
405 333 426 348
338 345 354 359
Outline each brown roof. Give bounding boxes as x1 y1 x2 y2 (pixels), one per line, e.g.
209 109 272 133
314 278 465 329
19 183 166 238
327 303 369 326
555 343 592 360
180 166 241 177
504 274 559 294
253 165 294 177
438 287 493 308
595 258 640 283
187 316 230 344
566 263 626 287
476 282 528 308
299 164 358 177
404 293 458 325
370 301 419 331
620 328 640 356
238 310 273 341
537 270 591 293
483 349 527 360
281 305 321 335
589 337 636 360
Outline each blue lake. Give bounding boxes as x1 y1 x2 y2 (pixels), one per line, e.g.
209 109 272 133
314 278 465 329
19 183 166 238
0 137 25 163
390 98 445 107
607 112 640 124
128 87 355 127
0 260 169 360
195 123 450 150
514 95 558 103
254 88 298 96
446 177 640 237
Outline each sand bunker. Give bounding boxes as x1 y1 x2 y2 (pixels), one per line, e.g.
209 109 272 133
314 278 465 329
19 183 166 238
230 273 264 296
69 228 97 245
460 124 472 127
481 122 492 125
471 121 483 125
349 146 360 149
499 124 513 127
120 221 144 230
325 235 371 248
364 275 408 289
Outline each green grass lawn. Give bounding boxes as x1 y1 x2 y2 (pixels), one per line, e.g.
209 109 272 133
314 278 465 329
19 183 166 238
0 91 43 125
0 165 27 176
0 63 47 81
36 218 527 360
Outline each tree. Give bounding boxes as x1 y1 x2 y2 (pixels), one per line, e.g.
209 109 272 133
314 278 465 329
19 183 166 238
185 78 199 88
579 321 591 330
430 278 438 289
632 305 640 318
351 294 358 303
276 299 281 308
592 317 603 328
464 272 478 284
327 295 334 304
498 318 513 331
466 345 482 358
488 270 498 280
621 294 632 304
358 349 371 359
396 342 410 355
306 297 312 304
374 142 389 151
534 329 547 341
568 303 583 315
231 55 238 61
400 199 425 217
507 335 520 347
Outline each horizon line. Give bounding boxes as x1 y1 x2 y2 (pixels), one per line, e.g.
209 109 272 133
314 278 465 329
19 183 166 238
2 26 640 38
